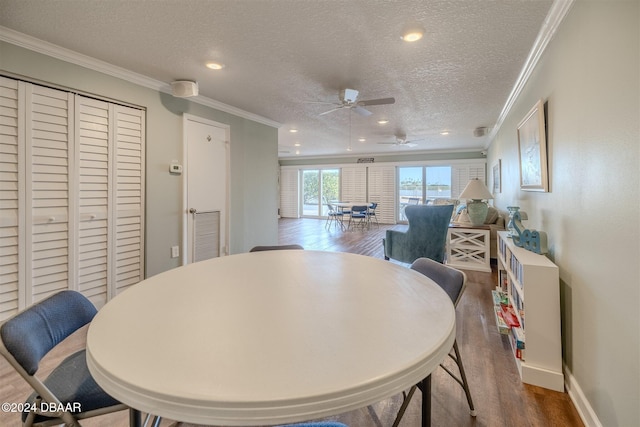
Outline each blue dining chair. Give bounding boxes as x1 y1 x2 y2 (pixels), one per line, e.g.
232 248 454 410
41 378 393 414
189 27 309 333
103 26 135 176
0 290 131 426
348 205 368 229
366 202 379 227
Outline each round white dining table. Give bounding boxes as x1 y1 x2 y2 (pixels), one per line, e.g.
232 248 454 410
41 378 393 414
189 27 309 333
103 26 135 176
86 250 455 426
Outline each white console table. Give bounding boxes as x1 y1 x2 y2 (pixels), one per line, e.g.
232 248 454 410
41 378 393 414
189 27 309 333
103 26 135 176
446 225 491 272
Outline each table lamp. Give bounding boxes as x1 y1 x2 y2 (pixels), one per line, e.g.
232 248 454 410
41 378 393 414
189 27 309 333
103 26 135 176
459 178 494 226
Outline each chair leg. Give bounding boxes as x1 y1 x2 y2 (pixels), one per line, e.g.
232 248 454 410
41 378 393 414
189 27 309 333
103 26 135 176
392 341 476 427
439 340 476 416
392 384 418 427
452 340 476 416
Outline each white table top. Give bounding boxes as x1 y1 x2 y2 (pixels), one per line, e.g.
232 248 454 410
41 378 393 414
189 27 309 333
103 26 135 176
332 201 370 208
87 250 455 426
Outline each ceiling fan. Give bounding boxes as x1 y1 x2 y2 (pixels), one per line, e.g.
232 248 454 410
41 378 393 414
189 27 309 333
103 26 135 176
311 88 395 117
377 135 423 148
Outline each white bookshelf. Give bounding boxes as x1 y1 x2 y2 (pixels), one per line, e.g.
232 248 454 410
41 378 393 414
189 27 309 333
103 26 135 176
495 231 564 392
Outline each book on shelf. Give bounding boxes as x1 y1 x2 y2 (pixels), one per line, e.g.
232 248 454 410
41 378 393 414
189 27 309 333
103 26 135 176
510 327 526 361
498 269 508 293
493 306 510 335
500 303 520 328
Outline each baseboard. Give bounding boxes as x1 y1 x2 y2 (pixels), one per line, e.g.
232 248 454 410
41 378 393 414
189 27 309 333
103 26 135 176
564 363 602 427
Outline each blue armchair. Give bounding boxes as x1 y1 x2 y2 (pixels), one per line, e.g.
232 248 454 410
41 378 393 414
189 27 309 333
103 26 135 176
383 204 454 264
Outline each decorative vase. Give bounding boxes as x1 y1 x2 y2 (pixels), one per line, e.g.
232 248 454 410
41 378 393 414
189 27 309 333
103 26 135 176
466 200 488 226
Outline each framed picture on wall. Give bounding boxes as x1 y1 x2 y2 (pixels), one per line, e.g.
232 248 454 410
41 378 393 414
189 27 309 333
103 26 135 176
492 159 501 194
517 99 549 192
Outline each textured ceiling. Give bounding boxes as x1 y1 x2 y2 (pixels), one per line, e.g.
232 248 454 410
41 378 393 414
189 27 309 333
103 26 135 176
0 0 554 158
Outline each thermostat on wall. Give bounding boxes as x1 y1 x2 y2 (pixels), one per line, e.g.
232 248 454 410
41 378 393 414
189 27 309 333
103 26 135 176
169 163 183 174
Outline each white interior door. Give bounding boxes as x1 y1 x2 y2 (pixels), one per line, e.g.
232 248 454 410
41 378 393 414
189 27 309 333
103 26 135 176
183 114 229 264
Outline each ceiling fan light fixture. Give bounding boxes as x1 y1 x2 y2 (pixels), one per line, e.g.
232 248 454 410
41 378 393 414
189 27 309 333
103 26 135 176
401 25 424 42
205 61 225 70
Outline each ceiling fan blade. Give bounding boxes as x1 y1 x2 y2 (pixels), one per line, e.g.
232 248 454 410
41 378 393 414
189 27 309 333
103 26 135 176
305 100 340 105
353 106 372 116
319 106 344 116
358 97 396 106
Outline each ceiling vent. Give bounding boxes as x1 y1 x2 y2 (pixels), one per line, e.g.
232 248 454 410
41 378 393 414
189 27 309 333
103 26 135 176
473 127 488 137
171 80 199 98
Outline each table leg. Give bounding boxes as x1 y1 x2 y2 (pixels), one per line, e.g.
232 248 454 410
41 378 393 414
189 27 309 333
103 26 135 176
129 409 141 427
420 375 431 427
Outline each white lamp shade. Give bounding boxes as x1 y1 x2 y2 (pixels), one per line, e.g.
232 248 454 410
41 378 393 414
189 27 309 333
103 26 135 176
459 178 493 200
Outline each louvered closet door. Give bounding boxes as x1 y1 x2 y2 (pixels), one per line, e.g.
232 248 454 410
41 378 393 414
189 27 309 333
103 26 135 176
74 99 145 303
0 77 21 319
75 96 111 307
279 168 299 218
112 105 144 295
26 85 74 305
367 166 396 224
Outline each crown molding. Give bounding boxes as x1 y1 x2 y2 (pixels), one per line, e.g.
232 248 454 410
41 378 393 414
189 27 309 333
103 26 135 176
487 0 575 144
0 26 281 129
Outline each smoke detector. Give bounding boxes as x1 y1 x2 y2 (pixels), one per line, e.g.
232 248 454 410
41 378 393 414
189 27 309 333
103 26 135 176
171 81 199 98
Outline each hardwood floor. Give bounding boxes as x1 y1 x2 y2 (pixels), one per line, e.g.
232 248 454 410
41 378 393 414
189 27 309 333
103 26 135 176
0 218 584 427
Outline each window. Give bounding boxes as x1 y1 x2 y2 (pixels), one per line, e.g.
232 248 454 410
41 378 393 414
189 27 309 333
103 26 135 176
301 169 339 217
398 166 452 221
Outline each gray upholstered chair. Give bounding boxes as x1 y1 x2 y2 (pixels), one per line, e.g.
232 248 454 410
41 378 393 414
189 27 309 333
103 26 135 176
0 290 130 426
392 258 476 426
250 244 304 252
383 204 454 264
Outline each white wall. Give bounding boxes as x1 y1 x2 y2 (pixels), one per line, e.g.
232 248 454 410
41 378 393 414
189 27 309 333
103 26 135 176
0 40 279 277
487 1 639 425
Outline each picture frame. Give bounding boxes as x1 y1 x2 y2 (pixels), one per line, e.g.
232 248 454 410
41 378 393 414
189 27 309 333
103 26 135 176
517 99 548 192
492 159 501 194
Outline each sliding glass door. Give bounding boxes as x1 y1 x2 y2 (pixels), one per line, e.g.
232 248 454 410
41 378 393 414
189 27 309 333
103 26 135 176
302 169 339 217
398 166 452 221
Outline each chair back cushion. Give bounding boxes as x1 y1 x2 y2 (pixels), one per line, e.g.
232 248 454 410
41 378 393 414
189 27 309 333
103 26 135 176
250 244 304 252
384 204 453 263
0 290 97 375
410 258 465 306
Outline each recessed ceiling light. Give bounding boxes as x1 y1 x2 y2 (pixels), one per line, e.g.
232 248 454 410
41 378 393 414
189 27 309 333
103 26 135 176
377 119 389 125
294 142 301 147
295 150 300 155
440 131 450 136
289 129 298 133
346 147 353 152
205 62 225 70
401 24 424 42
358 138 366 142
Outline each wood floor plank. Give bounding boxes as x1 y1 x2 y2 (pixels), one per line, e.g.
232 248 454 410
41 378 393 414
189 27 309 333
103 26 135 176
0 218 584 427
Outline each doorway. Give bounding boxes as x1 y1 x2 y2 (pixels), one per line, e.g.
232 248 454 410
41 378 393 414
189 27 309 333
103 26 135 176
183 114 230 264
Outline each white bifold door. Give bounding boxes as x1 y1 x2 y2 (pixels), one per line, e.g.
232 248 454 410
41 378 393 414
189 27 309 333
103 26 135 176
0 77 145 320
